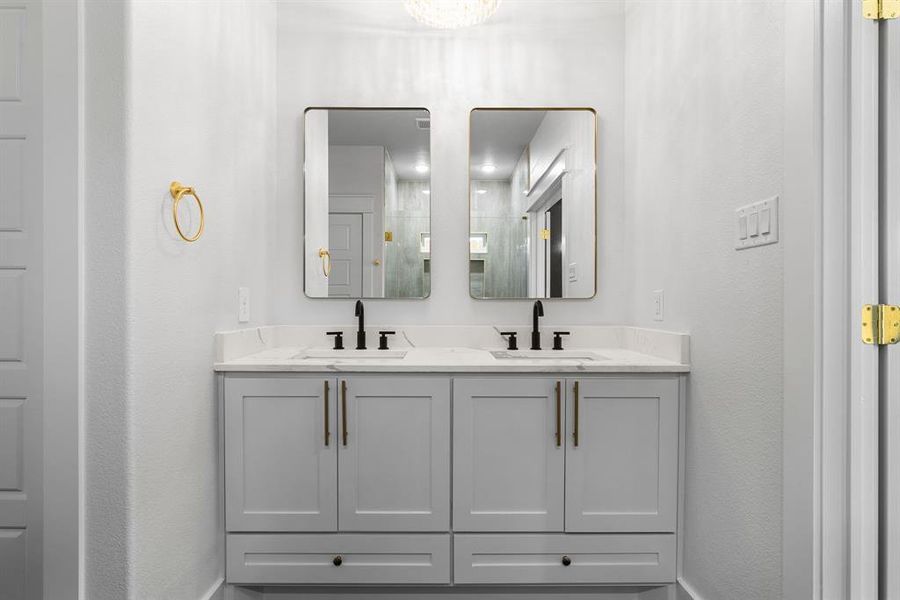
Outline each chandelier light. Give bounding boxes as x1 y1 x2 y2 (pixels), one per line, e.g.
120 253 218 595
403 0 501 29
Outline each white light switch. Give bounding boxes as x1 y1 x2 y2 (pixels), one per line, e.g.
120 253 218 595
748 212 759 237
238 287 250 323
735 196 779 250
568 263 578 282
653 289 664 322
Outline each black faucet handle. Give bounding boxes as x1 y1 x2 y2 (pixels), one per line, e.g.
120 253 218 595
326 331 344 350
552 331 571 351
378 331 396 350
499 331 519 350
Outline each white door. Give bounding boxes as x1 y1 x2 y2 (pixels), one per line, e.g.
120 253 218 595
328 212 363 297
0 1 41 598
337 377 450 531
565 378 678 532
883 12 900 598
225 377 337 531
453 378 565 531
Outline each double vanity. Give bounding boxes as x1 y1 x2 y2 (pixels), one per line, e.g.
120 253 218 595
215 317 689 592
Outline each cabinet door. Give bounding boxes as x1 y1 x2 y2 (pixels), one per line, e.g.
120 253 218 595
225 377 337 531
453 378 565 531
338 377 450 531
565 378 678 532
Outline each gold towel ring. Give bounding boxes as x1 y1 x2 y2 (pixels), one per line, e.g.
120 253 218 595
318 248 331 278
169 181 205 242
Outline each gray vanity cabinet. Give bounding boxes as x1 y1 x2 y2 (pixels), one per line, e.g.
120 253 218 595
224 372 681 588
225 376 450 533
337 376 450 531
225 377 337 532
453 376 679 534
452 378 565 531
565 378 679 532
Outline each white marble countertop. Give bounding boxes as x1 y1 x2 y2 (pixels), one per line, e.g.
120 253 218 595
214 326 690 373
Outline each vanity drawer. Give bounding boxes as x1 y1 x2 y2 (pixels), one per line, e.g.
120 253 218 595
453 534 675 585
226 533 451 585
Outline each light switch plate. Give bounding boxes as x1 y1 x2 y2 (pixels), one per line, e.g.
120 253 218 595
238 287 250 323
653 289 664 321
568 263 578 282
735 196 779 250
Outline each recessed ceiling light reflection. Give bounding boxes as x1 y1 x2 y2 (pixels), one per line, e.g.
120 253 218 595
415 163 430 173
476 189 488 195
480 164 496 174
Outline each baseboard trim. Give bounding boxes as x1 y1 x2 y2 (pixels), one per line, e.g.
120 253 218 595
200 577 225 600
677 577 706 600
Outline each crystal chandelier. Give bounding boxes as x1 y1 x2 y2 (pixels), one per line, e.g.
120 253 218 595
403 0 501 29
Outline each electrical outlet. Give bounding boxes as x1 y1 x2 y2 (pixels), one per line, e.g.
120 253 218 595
238 287 250 323
653 290 664 321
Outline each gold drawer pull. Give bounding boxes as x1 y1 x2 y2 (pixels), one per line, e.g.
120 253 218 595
341 380 348 446
555 381 562 447
573 381 580 447
324 380 331 446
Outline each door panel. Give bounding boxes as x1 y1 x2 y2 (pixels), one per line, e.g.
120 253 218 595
453 378 565 531
0 1 40 597
566 378 678 532
226 377 337 531
328 213 363 297
338 377 450 531
884 13 900 598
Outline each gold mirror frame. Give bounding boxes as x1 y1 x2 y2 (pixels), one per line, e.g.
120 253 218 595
468 107 598 300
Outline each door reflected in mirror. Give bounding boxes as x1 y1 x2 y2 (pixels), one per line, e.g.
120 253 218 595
469 109 596 299
304 108 431 298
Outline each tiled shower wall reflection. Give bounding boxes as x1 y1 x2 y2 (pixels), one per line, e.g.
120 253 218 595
470 180 528 298
384 181 430 297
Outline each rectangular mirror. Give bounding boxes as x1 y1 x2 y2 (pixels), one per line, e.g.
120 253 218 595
469 109 596 299
304 108 431 298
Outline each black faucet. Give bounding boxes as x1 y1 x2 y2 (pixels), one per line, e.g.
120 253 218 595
355 300 366 350
531 300 544 350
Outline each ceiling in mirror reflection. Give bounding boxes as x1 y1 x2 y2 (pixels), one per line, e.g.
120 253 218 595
469 109 596 300
328 109 431 181
305 108 432 300
470 110 545 179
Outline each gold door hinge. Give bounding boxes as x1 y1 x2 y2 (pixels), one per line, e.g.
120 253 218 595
862 304 900 345
864 0 900 20
540 228 551 240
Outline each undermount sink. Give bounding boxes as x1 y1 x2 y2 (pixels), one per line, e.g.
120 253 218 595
295 349 408 360
489 350 607 361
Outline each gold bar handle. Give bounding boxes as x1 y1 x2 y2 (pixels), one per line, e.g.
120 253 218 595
573 381 580 447
341 380 348 446
555 381 562 447
324 380 330 446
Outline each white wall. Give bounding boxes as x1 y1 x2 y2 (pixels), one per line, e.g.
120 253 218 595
83 1 277 598
273 0 626 325
624 2 784 599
